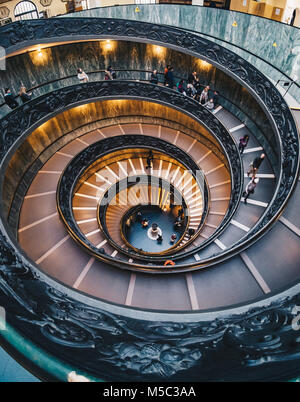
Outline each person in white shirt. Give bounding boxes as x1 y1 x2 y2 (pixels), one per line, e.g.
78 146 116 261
243 177 259 204
77 68 89 83
200 85 209 104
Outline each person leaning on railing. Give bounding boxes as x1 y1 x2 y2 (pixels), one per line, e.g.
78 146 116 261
77 68 89 83
19 86 32 103
204 98 215 110
150 70 158 84
165 66 175 89
4 88 19 109
200 85 210 105
164 64 170 86
107 66 116 80
177 79 186 95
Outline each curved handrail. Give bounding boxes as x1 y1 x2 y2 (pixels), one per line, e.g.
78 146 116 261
0 67 275 122
0 12 298 267
78 162 206 258
57 128 232 266
99 176 190 256
0 66 291 156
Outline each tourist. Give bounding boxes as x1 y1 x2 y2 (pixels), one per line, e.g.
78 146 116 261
150 70 159 84
145 150 154 170
4 88 19 109
212 90 219 106
136 211 142 223
177 79 186 95
174 217 182 229
188 71 197 85
239 134 249 154
125 217 132 227
164 65 170 86
247 153 265 177
151 223 158 233
107 66 116 80
188 228 195 237
186 83 197 97
243 177 259 204
157 234 163 243
204 98 214 110
170 233 177 243
200 85 209 104
194 78 202 101
141 218 149 228
165 66 174 89
77 68 89 83
19 86 32 103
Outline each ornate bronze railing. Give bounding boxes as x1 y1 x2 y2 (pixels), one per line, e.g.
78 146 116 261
0 18 299 381
62 158 205 259
52 86 240 269
105 177 190 256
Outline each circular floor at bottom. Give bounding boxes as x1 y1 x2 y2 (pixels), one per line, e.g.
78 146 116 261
124 205 185 254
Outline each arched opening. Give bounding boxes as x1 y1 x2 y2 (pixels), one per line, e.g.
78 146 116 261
293 8 300 28
14 1 38 21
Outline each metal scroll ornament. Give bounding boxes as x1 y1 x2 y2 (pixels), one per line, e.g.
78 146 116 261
0 18 299 380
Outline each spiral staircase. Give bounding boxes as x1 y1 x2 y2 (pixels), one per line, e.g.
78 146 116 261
0 10 299 382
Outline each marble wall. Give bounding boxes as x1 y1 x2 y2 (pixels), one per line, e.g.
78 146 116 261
69 5 300 101
0 40 276 163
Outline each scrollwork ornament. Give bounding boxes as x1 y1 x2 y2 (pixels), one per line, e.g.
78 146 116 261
0 18 298 381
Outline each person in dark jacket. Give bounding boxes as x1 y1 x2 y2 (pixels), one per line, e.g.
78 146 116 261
239 134 249 154
107 66 116 80
166 67 174 89
150 70 158 84
164 65 170 86
19 86 32 103
4 88 19 109
194 78 202 101
247 153 265 177
212 90 219 106
188 71 197 85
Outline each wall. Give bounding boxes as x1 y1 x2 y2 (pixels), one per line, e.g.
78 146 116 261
69 5 300 101
0 40 276 164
